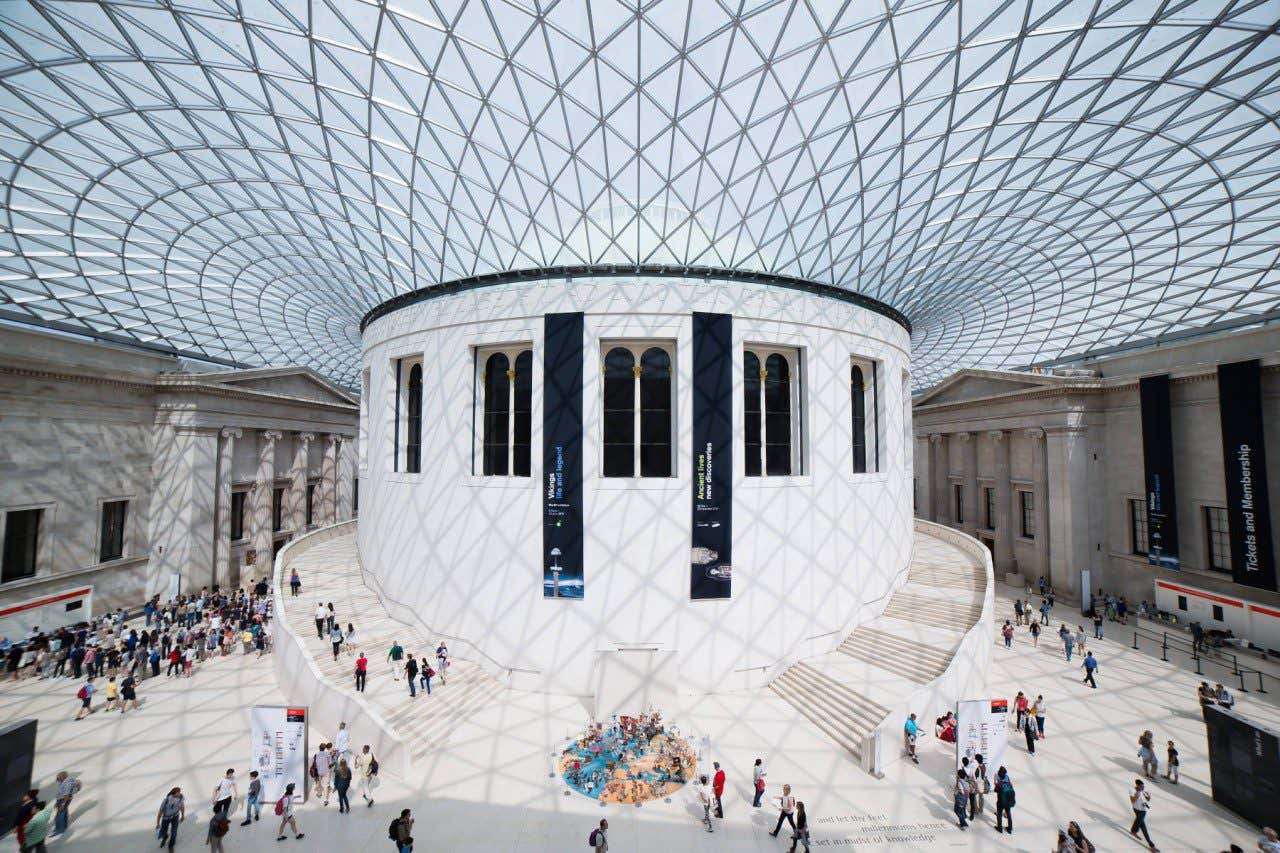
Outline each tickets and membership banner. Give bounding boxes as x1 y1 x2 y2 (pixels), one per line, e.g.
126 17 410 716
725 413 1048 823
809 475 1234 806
250 705 308 803
1139 374 1180 569
1217 359 1277 592
543 312 585 599
956 698 1008 773
690 312 733 600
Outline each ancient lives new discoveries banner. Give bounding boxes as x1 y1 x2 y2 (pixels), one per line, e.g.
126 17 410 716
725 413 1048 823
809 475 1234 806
1140 374 1180 569
690 312 733 599
1217 359 1276 592
543 312 584 599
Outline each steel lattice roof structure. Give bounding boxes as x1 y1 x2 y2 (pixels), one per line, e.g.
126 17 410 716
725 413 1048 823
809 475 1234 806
1 1 1278 388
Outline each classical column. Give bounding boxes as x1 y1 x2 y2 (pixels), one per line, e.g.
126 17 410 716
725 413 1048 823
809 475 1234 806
145 425 218 599
336 435 356 521
289 432 314 533
1027 428 1050 585
1047 426 1090 598
214 428 242 590
321 433 339 524
251 430 282 578
989 429 1014 578
958 432 979 537
930 433 948 522
915 436 934 519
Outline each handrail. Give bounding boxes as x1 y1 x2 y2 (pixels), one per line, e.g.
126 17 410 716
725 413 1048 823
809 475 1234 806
1129 623 1271 695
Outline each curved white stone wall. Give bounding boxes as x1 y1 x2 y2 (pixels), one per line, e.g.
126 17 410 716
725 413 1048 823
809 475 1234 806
360 274 913 697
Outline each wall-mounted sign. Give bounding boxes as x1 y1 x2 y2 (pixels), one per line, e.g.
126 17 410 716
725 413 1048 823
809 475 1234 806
250 705 308 803
543 312 584 599
1217 359 1276 592
691 312 733 600
1139 374 1180 569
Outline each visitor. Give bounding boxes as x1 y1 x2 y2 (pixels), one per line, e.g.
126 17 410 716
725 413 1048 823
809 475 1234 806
14 789 41 852
1014 599 1024 626
971 753 987 818
1093 611 1104 639
1067 820 1095 852
590 818 608 852
241 771 261 825
1198 681 1215 708
1259 827 1280 853
1021 709 1038 755
156 787 185 852
314 602 326 641
1138 730 1160 779
936 711 957 743
103 676 118 712
420 659 433 696
712 761 725 818
768 783 796 837
274 782 304 842
993 767 1014 834
697 774 713 832
1215 683 1234 709
952 769 971 829
52 771 80 837
1129 779 1158 850
1040 599 1050 625
354 651 368 692
391 808 414 852
1164 741 1179 784
329 623 344 660
1075 624 1087 655
1033 695 1046 738
19 794 53 853
73 677 95 720
387 641 404 680
1082 651 1098 688
1118 596 1128 624
405 654 419 697
788 801 810 853
355 745 377 807
1191 621 1205 654
335 721 351 763
1030 620 1040 647
289 569 301 596
1002 622 1014 648
752 758 766 807
344 623 357 656
334 759 352 813
903 713 920 763
436 642 448 685
312 744 333 806
1060 624 1074 661
1038 575 1046 597
212 769 237 816
206 809 230 852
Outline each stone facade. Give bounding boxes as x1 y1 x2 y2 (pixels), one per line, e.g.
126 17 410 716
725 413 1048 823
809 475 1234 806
912 325 1280 622
0 326 358 634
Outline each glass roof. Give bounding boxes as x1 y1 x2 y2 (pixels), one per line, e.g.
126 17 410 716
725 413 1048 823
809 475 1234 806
1 1 1277 388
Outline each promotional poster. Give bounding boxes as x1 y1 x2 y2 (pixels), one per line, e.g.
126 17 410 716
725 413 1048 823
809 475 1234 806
690 312 733 600
1217 359 1276 592
543 312 584 599
1139 374 1180 569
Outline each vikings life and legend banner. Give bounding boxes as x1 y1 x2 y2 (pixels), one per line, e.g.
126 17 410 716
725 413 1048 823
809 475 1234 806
543 312 584 599
1140 374 1180 570
690 312 733 600
1217 359 1277 592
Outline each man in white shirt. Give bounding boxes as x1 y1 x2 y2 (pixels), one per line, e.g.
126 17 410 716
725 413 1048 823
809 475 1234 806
697 775 714 832
212 769 237 816
769 783 796 838
314 603 327 640
334 722 351 763
354 745 376 807
1129 779 1157 850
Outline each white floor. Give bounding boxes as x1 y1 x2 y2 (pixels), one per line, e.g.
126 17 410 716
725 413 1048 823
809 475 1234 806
4 579 1277 852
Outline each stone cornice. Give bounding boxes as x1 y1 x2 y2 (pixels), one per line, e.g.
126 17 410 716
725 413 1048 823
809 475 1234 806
0 363 153 392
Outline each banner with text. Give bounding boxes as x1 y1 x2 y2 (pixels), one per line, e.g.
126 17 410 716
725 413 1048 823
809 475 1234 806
955 698 1008 773
250 705 308 803
691 312 733 600
1140 374 1180 569
543 312 584 599
1217 360 1277 592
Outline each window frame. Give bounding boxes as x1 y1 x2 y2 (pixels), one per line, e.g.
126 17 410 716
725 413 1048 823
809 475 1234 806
1019 490 1036 539
98 498 129 563
475 343 535 478
1204 505 1231 574
2 506 45 583
271 486 286 533
599 340 676 479
953 482 964 525
743 344 804 477
850 356 881 474
1129 499 1149 556
305 481 317 527
404 361 423 474
229 490 248 542
983 486 995 531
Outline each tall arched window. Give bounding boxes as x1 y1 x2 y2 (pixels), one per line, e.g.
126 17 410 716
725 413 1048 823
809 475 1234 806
482 352 510 475
405 362 423 473
743 351 762 477
639 347 672 477
602 347 636 477
851 364 866 473
512 350 533 477
744 347 801 476
764 353 792 476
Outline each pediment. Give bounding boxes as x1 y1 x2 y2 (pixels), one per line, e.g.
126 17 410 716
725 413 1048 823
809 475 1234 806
207 368 357 406
916 371 1055 406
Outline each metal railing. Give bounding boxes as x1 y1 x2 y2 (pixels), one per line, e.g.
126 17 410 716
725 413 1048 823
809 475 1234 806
1130 623 1270 695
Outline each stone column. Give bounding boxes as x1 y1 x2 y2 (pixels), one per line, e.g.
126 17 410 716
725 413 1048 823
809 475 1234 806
989 429 1015 579
336 436 355 521
930 433 948 522
958 432 978 537
1027 428 1050 585
145 425 218 599
251 430 282 578
1047 426 1090 598
214 428 241 590
289 432 314 533
915 436 934 519
321 433 339 524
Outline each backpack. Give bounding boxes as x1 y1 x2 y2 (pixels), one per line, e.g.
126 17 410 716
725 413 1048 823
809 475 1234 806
77 685 88 700
588 828 600 847
369 756 379 776
388 818 400 840
274 797 286 816
212 815 229 838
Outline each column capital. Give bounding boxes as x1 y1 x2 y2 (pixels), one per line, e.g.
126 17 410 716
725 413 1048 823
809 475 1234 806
1024 427 1045 441
929 433 945 444
987 429 1007 442
262 430 284 443
296 431 316 443
326 433 341 447
220 427 242 439
956 431 973 442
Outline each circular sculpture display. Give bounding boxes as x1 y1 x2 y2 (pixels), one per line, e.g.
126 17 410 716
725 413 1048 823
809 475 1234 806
559 712 696 803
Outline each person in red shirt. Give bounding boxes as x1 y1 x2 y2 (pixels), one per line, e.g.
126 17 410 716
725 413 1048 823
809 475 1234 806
712 762 725 818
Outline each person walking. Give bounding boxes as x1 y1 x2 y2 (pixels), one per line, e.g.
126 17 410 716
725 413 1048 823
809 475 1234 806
1014 599 1024 626
769 783 796 837
1021 710 1038 755
1030 620 1040 647
1014 692 1028 730
1002 622 1014 648
1033 695 1046 738
1066 820 1095 852
333 759 352 813
903 714 920 764
334 721 351 764
712 761 725 818
1138 731 1158 779
52 772 80 837
1060 624 1075 661
435 642 448 685
952 769 971 829
20 795 53 853
355 745 376 807
289 569 301 597
211 769 237 817
314 603 326 641
156 787 185 852
1082 651 1098 688
1129 779 1158 850
752 758 766 807
206 810 230 853
353 649 368 692
590 818 608 852
1093 611 1104 639
788 801 810 853
1039 599 1050 625
240 772 261 825
419 659 433 696
404 654 419 697
387 641 404 680
391 808 414 852
697 774 714 832
329 623 344 661
993 767 1014 834
312 744 333 806
344 623 357 656
1164 741 1179 784
274 782 304 842
73 677 95 720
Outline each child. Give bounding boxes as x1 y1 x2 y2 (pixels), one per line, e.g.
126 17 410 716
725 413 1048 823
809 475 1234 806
103 676 119 711
1164 741 1179 784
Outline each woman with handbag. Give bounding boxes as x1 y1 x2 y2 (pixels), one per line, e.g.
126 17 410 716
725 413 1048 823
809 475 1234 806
752 758 766 807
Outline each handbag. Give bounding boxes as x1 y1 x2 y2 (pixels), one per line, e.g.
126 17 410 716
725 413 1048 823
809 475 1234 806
755 777 765 792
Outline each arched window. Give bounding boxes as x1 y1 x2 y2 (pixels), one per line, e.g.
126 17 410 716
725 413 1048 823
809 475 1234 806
482 352 510 475
743 351 762 477
851 364 866 474
512 350 533 477
639 347 672 477
602 347 636 477
764 353 792 476
405 363 423 473
744 347 801 476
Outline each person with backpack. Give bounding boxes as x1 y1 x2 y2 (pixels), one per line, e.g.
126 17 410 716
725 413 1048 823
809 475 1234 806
156 787 185 851
420 659 434 696
311 745 333 806
120 673 139 714
435 642 448 685
589 818 608 851
274 782 304 841
206 810 230 852
73 677 95 720
390 808 414 851
355 745 377 807
289 569 301 597
241 772 262 826
404 655 419 697
993 767 1014 834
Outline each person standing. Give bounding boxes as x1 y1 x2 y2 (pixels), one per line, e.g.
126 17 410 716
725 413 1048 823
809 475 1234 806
1033 695 1046 738
788 801 810 853
768 783 796 837
355 745 376 807
333 759 352 814
274 782 304 841
1014 692 1028 730
971 754 988 819
329 623 344 661
590 818 608 852
1129 779 1158 850
1164 741 1179 784
1061 624 1075 661
1138 731 1158 779
1030 620 1040 647
20 797 53 853
211 769 237 817
52 772 80 837
289 569 301 597
313 744 333 806
156 787 185 852
903 714 920 764
1014 599 1024 626
15 789 41 853
697 774 714 832
240 771 261 825
354 652 368 692
387 641 404 680
404 654 419 697
752 758 766 807
314 603 326 641
435 642 448 685
1082 651 1098 688
1002 622 1014 648
712 762 725 818
392 808 414 852
334 722 351 764
952 769 971 829
1093 611 1104 640
993 767 1014 834
1021 710 1038 755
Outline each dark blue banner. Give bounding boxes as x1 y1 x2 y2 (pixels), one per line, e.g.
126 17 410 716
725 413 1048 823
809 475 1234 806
1140 374 1180 569
691 312 733 599
543 312 584 599
1217 359 1276 592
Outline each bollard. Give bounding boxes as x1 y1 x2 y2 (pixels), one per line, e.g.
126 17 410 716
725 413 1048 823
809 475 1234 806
1161 634 1168 662
1231 654 1240 676
1195 654 1202 675
1132 631 1139 650
1238 670 1248 693
1259 672 1268 695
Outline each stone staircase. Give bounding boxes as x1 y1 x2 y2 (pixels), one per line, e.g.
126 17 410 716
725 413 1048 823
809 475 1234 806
769 662 890 760
839 626 952 683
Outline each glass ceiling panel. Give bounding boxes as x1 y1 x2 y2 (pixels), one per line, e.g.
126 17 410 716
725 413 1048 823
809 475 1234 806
0 0 1277 387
